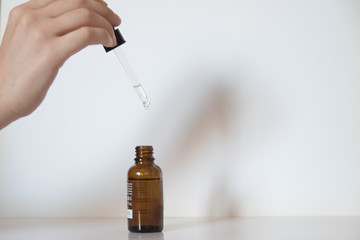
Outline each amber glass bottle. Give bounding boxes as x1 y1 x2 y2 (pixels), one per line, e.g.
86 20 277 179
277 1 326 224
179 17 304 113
127 146 163 232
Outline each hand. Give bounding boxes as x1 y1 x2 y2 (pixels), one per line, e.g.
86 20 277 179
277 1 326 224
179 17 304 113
0 0 121 129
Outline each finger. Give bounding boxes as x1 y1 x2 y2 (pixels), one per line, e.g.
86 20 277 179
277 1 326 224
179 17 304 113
53 27 114 65
100 0 108 6
51 8 116 45
28 0 108 9
27 0 57 9
42 0 120 27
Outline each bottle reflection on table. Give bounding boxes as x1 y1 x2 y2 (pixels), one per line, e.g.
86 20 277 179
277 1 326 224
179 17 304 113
128 232 164 240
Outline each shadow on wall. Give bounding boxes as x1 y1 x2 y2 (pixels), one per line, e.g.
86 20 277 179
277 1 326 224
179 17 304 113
140 69 241 217
161 79 236 162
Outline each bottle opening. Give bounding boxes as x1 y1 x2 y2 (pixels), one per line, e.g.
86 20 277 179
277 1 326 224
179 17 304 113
135 146 154 160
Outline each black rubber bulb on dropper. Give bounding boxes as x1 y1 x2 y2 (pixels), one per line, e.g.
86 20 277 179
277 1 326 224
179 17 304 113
104 28 126 52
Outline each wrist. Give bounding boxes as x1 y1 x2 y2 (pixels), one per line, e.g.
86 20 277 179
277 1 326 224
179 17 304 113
0 94 17 129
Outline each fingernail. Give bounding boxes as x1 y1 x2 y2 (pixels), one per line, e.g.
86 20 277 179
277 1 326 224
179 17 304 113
112 34 117 46
107 35 115 47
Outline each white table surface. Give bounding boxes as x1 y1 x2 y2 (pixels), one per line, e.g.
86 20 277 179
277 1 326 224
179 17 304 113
0 217 359 240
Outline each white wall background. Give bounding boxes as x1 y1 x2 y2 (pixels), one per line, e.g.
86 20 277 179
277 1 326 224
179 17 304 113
0 0 359 218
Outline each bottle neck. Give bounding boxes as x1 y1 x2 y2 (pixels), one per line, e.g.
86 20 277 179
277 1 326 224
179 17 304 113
135 145 155 165
135 159 154 166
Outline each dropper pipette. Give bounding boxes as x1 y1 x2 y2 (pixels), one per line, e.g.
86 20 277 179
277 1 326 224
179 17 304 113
113 47 150 109
104 29 150 110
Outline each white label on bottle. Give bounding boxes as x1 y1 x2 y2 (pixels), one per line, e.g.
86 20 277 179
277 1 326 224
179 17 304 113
127 209 133 219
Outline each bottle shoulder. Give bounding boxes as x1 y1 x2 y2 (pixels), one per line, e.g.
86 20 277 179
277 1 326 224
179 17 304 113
154 163 162 173
128 162 162 179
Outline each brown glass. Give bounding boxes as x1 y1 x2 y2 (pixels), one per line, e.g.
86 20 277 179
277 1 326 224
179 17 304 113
127 146 163 232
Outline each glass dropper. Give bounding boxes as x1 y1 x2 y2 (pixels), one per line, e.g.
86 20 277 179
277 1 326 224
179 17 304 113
113 47 150 109
104 29 150 110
